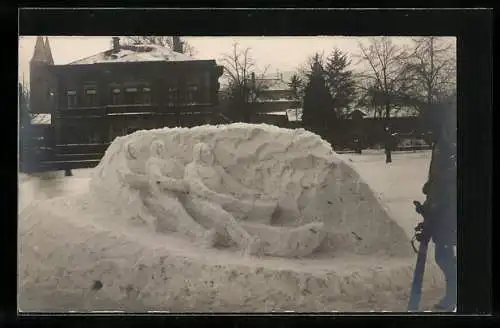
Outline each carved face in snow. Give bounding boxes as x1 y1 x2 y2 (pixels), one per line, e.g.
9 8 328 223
125 142 138 160
193 143 214 165
151 140 165 158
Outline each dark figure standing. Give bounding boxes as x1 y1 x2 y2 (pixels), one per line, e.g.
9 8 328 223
64 169 73 177
354 136 362 154
384 125 393 163
419 103 457 311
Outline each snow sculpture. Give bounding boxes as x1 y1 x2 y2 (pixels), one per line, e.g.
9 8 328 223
115 141 157 228
143 140 217 247
183 142 326 257
90 124 345 258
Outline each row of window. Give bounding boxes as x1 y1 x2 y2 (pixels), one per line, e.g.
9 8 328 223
65 85 202 108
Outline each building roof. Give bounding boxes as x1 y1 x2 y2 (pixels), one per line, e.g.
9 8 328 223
31 36 47 63
68 43 197 65
259 78 289 91
253 70 297 91
266 109 303 122
44 37 54 65
346 109 367 118
31 36 55 65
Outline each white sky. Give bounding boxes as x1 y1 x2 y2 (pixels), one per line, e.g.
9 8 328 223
18 36 455 85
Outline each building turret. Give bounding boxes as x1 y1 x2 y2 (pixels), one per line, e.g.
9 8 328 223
44 37 54 65
30 36 55 114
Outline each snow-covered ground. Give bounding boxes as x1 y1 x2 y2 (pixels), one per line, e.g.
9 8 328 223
341 150 431 239
18 149 446 312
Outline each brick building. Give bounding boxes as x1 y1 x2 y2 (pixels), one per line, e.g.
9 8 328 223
28 36 223 168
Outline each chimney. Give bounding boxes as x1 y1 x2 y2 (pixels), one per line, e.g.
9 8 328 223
112 37 120 52
172 36 183 53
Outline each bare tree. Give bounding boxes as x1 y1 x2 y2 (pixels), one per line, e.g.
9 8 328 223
356 80 385 119
18 82 30 126
288 74 303 99
356 37 412 120
124 36 197 56
356 37 414 163
407 36 456 109
288 73 304 120
220 43 269 122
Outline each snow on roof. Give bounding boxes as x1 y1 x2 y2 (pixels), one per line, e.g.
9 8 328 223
263 111 288 116
392 109 419 118
261 109 303 122
30 113 51 125
68 44 196 65
254 98 296 103
263 80 290 91
258 70 297 91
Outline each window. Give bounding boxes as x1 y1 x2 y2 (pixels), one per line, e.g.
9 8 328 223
109 84 151 105
204 72 211 89
124 87 139 104
143 87 151 104
186 85 199 104
84 87 98 107
48 90 56 106
67 90 77 108
167 87 178 106
111 88 121 105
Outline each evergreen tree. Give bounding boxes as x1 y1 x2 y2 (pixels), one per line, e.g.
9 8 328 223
302 57 334 129
324 48 357 117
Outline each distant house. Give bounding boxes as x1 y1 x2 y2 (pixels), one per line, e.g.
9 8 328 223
345 109 367 120
247 71 301 123
29 36 224 148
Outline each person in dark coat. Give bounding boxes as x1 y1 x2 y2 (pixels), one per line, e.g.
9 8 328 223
384 125 395 163
421 101 457 311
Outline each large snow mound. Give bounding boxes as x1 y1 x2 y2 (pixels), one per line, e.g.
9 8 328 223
89 123 411 257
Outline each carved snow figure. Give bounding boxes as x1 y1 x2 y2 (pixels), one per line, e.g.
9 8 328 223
116 141 158 229
184 142 327 258
143 140 216 247
183 143 262 255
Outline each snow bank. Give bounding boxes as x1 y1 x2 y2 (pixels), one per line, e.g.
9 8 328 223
19 196 442 312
